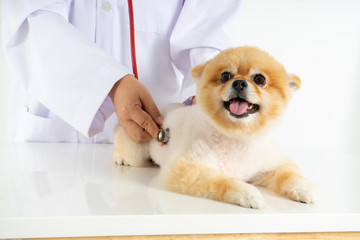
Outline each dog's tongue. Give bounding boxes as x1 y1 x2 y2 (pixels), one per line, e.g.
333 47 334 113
229 99 249 115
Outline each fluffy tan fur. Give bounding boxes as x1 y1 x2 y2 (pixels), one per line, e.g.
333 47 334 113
192 46 301 137
113 46 316 209
162 157 265 208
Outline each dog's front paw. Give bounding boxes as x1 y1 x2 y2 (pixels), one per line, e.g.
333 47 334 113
225 180 265 209
112 150 131 166
282 176 317 204
112 149 154 167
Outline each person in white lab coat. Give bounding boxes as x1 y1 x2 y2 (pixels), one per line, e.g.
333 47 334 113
2 0 242 143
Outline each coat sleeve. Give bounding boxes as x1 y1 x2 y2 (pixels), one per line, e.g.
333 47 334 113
170 0 242 100
2 1 130 138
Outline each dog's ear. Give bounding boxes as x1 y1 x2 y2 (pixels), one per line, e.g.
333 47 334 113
191 62 207 82
288 73 301 94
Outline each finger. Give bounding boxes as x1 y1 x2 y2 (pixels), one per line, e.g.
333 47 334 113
123 120 152 143
139 91 163 126
192 96 197 105
130 104 160 140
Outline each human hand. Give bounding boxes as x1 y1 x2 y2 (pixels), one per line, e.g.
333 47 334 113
192 96 197 105
109 75 162 143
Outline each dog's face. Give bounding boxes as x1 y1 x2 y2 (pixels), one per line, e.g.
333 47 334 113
191 46 301 137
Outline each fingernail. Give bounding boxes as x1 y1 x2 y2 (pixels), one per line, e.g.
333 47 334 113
157 116 163 125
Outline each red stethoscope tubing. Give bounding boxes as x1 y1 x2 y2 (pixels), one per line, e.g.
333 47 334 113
127 0 138 79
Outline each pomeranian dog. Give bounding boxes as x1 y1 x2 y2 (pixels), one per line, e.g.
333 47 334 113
112 46 316 209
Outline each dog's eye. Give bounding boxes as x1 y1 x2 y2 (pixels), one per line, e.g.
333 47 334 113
253 74 266 86
220 71 232 83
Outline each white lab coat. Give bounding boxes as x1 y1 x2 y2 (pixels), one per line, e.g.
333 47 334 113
3 0 242 143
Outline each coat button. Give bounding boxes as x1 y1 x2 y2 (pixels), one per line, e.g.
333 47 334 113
102 2 112 12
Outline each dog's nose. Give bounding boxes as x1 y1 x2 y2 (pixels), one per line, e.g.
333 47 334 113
232 80 248 91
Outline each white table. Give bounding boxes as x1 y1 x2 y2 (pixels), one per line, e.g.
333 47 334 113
0 143 359 239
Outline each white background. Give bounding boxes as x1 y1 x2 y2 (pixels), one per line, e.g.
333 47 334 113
0 1 11 144
1 0 360 157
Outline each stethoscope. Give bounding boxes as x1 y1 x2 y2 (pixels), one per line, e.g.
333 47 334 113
128 0 169 143
127 0 138 79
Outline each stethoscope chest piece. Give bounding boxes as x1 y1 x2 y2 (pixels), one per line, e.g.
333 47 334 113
157 128 170 143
